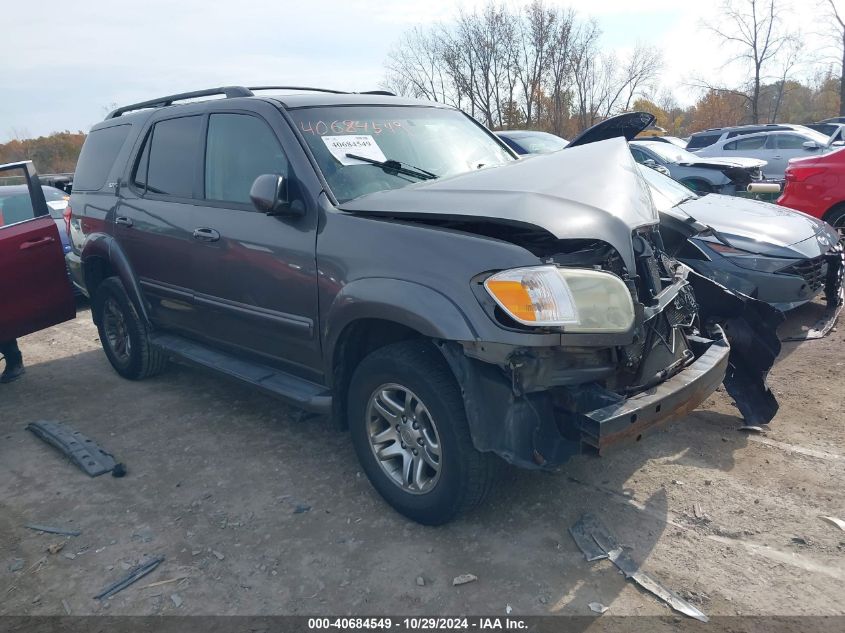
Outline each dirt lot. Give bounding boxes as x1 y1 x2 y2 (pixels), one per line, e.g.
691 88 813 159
1 299 843 621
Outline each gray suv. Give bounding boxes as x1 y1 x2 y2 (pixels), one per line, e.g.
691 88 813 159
67 88 780 524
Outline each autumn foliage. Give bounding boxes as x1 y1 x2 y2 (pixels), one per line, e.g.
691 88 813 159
0 131 86 174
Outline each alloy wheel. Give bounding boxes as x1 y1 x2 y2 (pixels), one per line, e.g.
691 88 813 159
102 297 132 362
365 383 442 494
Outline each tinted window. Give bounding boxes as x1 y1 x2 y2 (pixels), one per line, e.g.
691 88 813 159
138 116 202 197
73 124 131 191
776 134 810 149
0 178 35 227
630 147 650 163
686 134 720 150
724 136 766 150
204 114 288 204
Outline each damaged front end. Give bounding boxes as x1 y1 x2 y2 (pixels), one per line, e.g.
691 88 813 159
440 227 783 470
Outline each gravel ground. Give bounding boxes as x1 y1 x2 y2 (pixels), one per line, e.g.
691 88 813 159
1 299 843 620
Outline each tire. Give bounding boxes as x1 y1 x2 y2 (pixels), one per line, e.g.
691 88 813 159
347 339 498 525
94 277 168 380
824 204 845 239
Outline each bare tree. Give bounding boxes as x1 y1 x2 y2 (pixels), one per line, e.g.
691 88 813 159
821 0 845 115
545 7 576 135
706 0 794 123
384 28 452 104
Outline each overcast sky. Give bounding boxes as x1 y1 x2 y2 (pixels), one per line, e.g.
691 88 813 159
1 0 836 142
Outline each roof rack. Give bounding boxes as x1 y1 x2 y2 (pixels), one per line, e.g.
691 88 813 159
106 86 254 119
248 87 396 96
106 85 398 119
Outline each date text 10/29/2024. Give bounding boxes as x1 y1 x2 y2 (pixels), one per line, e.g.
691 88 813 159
307 618 529 631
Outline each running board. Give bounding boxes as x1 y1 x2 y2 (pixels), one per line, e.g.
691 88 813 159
149 333 332 413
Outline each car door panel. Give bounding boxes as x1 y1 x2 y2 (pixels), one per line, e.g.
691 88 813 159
115 115 202 332
188 108 321 378
0 162 75 341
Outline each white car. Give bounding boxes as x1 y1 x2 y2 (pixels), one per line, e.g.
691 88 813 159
694 128 833 180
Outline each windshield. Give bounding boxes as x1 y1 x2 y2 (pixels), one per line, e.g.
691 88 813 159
511 132 568 153
799 128 834 145
639 142 701 164
289 106 514 203
638 164 697 212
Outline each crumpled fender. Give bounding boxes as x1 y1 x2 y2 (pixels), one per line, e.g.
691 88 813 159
687 270 783 425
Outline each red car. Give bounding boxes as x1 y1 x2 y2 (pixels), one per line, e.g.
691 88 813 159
0 161 76 343
778 147 845 234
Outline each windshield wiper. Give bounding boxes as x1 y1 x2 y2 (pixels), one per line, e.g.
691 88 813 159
345 154 437 181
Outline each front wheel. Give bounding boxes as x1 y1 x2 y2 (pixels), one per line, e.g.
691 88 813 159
824 205 845 240
347 340 498 525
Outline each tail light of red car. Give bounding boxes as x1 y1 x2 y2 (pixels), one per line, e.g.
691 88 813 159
784 165 826 183
63 204 72 239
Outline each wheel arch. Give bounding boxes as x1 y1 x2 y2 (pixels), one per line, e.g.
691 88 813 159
324 278 479 428
81 233 150 326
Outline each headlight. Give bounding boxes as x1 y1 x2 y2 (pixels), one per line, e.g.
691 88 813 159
484 265 635 332
706 242 800 273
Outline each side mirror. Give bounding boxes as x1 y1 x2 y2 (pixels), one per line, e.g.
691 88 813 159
802 140 820 150
249 174 301 216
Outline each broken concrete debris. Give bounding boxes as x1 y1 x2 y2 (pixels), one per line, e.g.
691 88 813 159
569 513 709 623
94 556 165 600
452 574 478 586
26 421 126 478
588 602 609 614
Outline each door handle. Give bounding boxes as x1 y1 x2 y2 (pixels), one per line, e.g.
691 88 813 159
20 236 55 250
772 155 782 159
192 227 220 242
115 216 134 227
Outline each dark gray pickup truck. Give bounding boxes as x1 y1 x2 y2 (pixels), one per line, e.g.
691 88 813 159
67 88 780 524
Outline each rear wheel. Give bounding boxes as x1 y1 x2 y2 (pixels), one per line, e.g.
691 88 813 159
94 277 168 380
347 340 498 525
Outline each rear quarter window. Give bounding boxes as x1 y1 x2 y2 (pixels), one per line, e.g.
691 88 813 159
73 124 131 191
686 134 720 150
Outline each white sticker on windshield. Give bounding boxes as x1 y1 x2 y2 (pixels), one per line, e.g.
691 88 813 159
321 135 387 166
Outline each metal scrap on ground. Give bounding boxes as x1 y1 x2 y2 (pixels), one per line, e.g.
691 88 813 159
569 513 709 623
24 524 81 536
819 516 845 531
26 420 126 478
93 556 165 600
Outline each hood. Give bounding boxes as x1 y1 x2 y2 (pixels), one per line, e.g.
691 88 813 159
339 137 657 271
679 156 766 169
567 112 655 147
673 193 838 256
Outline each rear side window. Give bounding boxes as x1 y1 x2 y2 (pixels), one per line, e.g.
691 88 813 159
724 136 766 150
686 134 720 150
134 116 202 198
73 125 131 191
204 114 288 204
